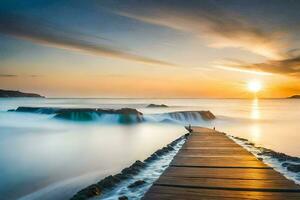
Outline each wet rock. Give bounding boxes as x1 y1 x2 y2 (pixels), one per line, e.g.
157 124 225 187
119 196 128 200
245 142 255 146
144 153 159 163
121 160 145 175
199 111 216 120
259 148 300 162
166 111 215 121
70 136 184 200
147 104 168 108
128 180 146 188
233 136 248 142
282 163 300 173
97 175 121 189
71 184 101 200
11 107 144 123
282 162 289 167
13 107 57 114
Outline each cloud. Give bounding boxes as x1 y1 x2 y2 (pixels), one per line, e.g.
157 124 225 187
114 0 286 59
0 74 18 77
216 55 300 77
0 12 175 67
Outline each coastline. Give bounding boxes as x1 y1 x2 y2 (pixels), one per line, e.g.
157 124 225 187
71 128 300 200
70 133 189 200
230 135 300 185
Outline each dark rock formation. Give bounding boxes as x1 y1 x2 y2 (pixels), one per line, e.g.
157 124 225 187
70 134 188 200
119 196 128 200
258 148 300 162
128 180 146 188
10 107 144 123
288 95 300 99
286 163 300 173
0 89 44 98
12 107 58 114
71 184 101 200
166 111 215 121
70 160 146 200
232 136 300 174
147 104 168 108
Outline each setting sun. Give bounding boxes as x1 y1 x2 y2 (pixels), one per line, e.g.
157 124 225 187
247 81 262 93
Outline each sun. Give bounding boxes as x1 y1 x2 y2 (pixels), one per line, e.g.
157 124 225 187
247 81 262 93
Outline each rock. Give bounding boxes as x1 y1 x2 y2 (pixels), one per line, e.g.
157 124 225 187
11 107 144 123
259 148 300 162
121 160 145 175
70 136 185 200
288 95 300 99
147 104 168 108
233 136 248 142
165 110 215 121
97 175 121 189
70 184 101 200
144 153 159 163
283 163 300 173
0 89 44 98
119 196 128 200
128 180 146 188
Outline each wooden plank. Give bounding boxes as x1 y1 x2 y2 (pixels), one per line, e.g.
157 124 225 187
142 127 300 200
171 156 269 168
155 176 300 191
163 167 285 180
177 148 253 157
143 186 300 200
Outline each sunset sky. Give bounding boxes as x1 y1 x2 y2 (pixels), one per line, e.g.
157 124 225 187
1 0 300 98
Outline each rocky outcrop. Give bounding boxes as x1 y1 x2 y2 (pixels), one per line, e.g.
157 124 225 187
166 111 216 121
128 180 146 188
10 107 216 124
232 136 300 174
0 89 44 98
10 107 144 123
118 196 128 200
147 104 168 108
282 163 300 173
257 148 300 162
288 95 300 99
70 133 189 200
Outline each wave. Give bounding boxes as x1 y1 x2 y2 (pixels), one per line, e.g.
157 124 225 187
70 134 188 200
10 107 144 124
9 107 215 124
230 136 300 184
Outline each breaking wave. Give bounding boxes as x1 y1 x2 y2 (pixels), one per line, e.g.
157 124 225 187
70 134 188 200
230 136 300 185
9 107 215 124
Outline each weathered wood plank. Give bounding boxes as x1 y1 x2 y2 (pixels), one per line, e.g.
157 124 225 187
142 127 300 200
163 167 285 180
156 176 300 191
143 186 300 200
171 157 269 168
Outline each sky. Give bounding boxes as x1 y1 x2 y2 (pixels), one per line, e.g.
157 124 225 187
1 0 300 98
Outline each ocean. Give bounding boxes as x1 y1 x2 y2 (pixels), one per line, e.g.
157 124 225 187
0 98 299 199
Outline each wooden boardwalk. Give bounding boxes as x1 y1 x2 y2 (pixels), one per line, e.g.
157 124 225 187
143 127 300 200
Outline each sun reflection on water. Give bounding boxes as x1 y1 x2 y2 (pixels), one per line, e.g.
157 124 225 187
250 98 261 142
251 98 260 120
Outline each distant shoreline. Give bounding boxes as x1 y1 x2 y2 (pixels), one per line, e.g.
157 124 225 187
0 89 44 98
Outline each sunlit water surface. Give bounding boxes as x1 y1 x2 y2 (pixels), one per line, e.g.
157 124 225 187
0 98 299 199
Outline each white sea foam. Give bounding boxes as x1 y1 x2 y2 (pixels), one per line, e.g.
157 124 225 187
94 138 186 200
230 136 300 185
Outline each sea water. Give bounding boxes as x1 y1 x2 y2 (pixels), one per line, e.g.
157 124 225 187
0 98 299 199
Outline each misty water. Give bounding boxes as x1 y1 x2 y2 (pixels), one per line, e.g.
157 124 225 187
0 98 300 200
